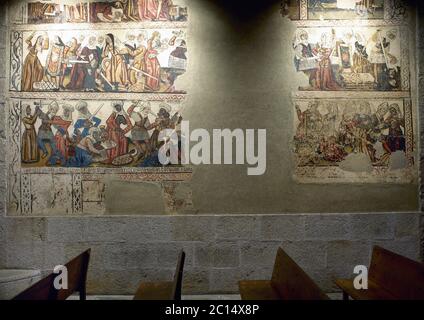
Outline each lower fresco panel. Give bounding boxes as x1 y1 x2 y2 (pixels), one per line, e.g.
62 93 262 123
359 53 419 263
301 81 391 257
293 98 415 183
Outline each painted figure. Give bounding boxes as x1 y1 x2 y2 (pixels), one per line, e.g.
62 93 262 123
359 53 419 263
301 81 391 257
45 36 65 89
67 36 99 91
22 32 48 91
101 33 129 91
381 103 405 154
68 127 103 167
52 105 74 162
128 101 153 160
106 102 133 162
144 31 162 91
73 101 102 140
137 0 172 21
21 104 39 163
36 102 64 165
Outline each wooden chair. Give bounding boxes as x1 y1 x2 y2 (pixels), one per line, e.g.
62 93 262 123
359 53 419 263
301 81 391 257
12 249 91 300
239 247 329 300
133 250 185 300
335 245 424 300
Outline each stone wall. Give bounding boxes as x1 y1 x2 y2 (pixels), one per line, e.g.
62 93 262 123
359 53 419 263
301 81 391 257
0 1 423 296
0 213 421 294
417 2 424 261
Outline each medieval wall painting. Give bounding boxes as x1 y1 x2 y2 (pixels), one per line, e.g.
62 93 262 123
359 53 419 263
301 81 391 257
281 0 406 21
6 1 192 216
8 97 192 216
292 27 405 91
307 0 384 20
12 29 187 93
19 0 187 24
18 99 184 168
27 1 88 24
293 97 415 183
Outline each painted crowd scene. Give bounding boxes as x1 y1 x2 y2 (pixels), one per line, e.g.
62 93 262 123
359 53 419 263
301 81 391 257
293 27 402 91
307 0 384 19
26 0 188 24
18 29 187 93
20 99 184 168
294 99 408 168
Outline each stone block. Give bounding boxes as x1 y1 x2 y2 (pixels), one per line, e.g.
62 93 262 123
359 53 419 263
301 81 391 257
64 242 104 270
83 217 126 242
155 242 195 268
215 216 260 240
394 213 420 239
260 215 305 241
124 216 172 242
5 242 45 269
372 239 421 261
181 267 210 294
326 240 371 279
124 243 160 269
194 241 239 268
5 218 47 243
42 241 65 270
350 214 395 240
281 240 328 270
209 266 273 293
87 269 173 295
47 217 85 243
239 241 281 267
304 214 350 240
171 216 215 241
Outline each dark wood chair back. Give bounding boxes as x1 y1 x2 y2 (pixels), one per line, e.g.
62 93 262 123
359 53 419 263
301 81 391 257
369 246 424 300
170 250 186 300
270 247 329 300
13 249 91 300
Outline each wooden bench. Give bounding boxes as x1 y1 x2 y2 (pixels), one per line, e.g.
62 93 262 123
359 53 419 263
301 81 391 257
239 247 329 300
335 245 424 300
13 249 91 300
133 250 185 300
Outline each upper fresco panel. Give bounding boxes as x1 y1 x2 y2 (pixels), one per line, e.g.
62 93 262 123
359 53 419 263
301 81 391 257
281 0 407 23
10 0 188 25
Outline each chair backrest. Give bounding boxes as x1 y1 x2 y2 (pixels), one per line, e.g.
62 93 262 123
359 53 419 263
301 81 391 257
170 250 186 300
270 247 329 300
369 246 424 300
13 249 91 300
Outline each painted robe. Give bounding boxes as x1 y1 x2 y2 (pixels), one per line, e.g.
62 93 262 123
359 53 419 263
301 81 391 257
137 0 171 21
106 112 133 161
67 47 99 90
102 44 129 89
144 39 161 91
21 115 39 163
21 36 46 91
52 116 72 161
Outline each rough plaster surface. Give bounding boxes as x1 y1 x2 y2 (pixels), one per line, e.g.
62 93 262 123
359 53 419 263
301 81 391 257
0 1 423 295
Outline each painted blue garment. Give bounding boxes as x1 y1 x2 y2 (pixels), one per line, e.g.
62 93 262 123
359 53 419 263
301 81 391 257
73 116 101 138
67 146 92 167
37 133 65 165
139 151 162 167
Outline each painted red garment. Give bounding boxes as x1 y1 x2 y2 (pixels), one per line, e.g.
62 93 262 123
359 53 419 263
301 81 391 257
315 48 339 91
52 116 72 161
144 44 161 91
137 0 171 21
106 112 133 162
